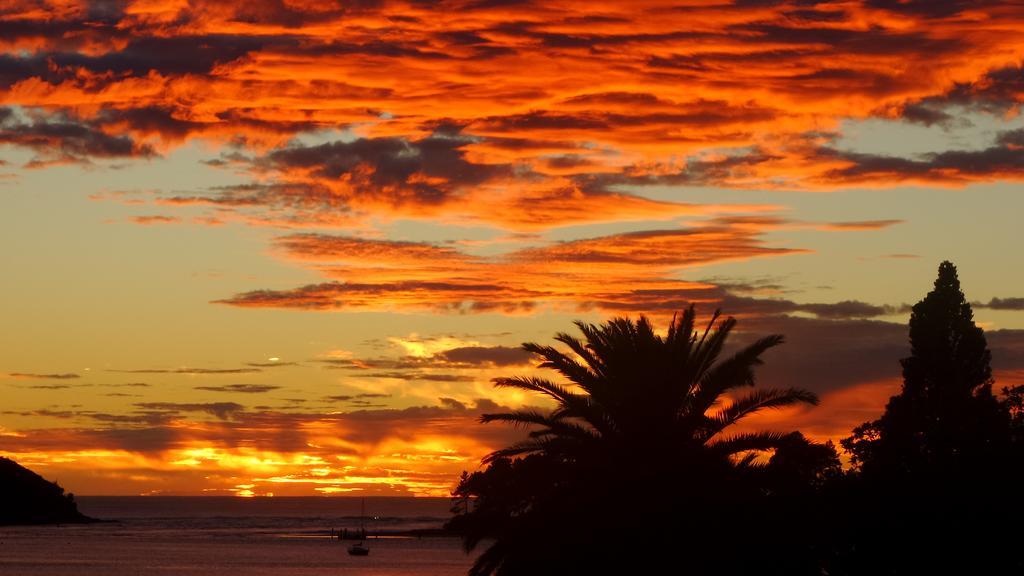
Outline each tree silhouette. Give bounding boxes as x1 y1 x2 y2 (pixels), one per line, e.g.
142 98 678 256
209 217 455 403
449 307 820 575
1004 384 1024 443
842 261 1008 481
833 261 1020 575
765 432 842 496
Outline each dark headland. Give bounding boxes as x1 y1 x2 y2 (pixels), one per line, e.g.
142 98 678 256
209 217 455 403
0 456 94 525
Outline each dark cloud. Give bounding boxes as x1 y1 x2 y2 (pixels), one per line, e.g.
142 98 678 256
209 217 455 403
718 317 1024 406
215 280 515 310
95 106 205 140
325 393 391 402
109 367 261 374
134 402 245 420
958 65 1024 112
318 345 537 379
3 408 174 426
721 315 907 402
898 102 956 126
7 372 80 380
224 1 351 28
0 107 153 165
275 233 466 264
866 0 1000 19
211 109 327 135
87 411 177 426
797 300 907 319
319 357 423 370
194 384 281 394
731 23 962 58
6 35 293 82
575 150 781 192
361 372 477 382
89 426 182 452
980 297 1024 311
820 128 1024 183
436 345 534 366
258 133 509 206
473 104 777 134
439 397 467 410
898 64 1024 120
336 398 516 445
989 329 1024 369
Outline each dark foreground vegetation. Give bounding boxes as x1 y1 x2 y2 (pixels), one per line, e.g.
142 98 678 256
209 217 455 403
0 456 93 525
447 262 1024 575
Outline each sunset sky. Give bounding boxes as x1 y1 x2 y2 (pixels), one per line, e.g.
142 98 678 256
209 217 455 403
2 0 1024 497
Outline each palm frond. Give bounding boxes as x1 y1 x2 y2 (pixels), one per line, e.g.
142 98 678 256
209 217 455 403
482 438 550 462
480 409 558 428
688 314 736 385
706 387 818 434
735 451 761 469
522 342 598 391
708 430 792 455
687 334 785 418
491 376 578 405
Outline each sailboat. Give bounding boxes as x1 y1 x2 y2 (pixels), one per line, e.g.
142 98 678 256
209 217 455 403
347 498 370 556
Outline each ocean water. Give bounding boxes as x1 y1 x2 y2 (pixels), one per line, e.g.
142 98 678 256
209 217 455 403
0 497 478 575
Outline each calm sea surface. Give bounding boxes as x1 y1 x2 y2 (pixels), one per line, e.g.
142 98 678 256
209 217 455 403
0 497 477 576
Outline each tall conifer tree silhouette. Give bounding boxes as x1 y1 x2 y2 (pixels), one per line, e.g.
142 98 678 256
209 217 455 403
835 262 1019 575
843 261 1006 479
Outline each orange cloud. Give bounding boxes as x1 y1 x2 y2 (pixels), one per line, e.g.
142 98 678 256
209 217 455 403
131 214 181 225
2 1 1023 214
216 217 919 316
216 221 806 313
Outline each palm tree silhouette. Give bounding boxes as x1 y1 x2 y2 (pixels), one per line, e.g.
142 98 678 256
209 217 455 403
482 306 817 465
454 306 819 575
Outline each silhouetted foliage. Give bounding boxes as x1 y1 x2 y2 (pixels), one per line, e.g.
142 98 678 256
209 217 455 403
448 307 823 575
831 262 1022 575
765 432 842 496
450 264 1024 575
0 457 92 525
1005 384 1024 443
842 261 1009 481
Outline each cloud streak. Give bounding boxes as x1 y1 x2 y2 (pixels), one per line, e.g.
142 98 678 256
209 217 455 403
194 385 281 394
7 372 80 380
109 367 262 375
213 223 920 315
